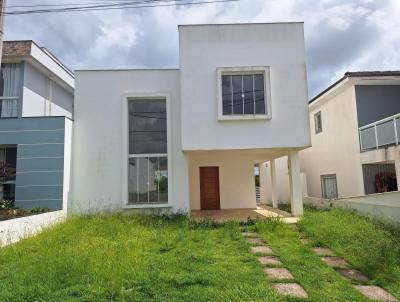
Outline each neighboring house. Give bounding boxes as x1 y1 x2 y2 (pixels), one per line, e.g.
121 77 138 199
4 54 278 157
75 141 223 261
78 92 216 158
263 71 400 202
0 41 74 210
71 23 311 216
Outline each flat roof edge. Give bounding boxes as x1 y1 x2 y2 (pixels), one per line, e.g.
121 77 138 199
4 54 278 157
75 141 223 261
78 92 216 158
178 22 304 27
75 68 180 72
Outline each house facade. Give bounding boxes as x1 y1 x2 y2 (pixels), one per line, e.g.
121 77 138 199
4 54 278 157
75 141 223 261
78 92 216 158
0 41 74 210
70 23 311 216
264 71 400 202
304 71 400 199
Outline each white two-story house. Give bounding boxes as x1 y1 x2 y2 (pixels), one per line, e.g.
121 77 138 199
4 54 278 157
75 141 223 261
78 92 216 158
0 41 74 210
70 23 311 216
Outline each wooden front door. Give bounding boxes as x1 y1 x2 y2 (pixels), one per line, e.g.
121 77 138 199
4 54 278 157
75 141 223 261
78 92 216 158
200 166 220 210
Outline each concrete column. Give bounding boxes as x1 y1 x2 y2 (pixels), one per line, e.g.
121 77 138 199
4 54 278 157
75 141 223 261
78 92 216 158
270 159 278 209
288 150 303 216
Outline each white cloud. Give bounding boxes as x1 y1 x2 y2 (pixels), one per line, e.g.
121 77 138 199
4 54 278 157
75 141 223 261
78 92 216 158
4 0 400 97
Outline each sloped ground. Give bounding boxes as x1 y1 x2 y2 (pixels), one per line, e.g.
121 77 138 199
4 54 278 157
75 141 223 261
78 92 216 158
0 211 397 301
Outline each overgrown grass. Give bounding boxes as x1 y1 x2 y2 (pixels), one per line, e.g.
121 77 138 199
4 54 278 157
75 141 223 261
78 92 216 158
299 207 400 299
1 212 398 301
255 218 371 302
0 214 283 302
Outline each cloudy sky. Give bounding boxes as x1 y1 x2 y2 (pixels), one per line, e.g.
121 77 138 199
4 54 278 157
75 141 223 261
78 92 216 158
4 0 400 98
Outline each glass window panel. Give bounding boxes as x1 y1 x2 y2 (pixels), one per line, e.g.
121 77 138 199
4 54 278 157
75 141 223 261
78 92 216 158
376 120 396 147
129 99 167 154
137 157 149 203
232 75 243 114
243 75 254 114
128 156 167 204
0 63 21 97
254 74 265 114
397 118 400 144
360 126 376 150
148 157 158 202
158 157 168 202
128 158 138 203
222 75 232 115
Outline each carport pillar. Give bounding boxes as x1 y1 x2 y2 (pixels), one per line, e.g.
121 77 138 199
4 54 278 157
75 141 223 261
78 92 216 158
270 159 278 209
288 150 303 216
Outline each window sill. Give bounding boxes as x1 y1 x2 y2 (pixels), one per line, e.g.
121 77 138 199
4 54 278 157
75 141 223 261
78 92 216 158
218 114 271 121
123 203 171 209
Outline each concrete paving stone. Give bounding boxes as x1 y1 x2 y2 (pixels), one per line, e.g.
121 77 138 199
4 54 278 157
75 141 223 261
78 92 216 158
353 285 398 302
257 256 282 266
264 268 294 280
272 283 308 298
241 231 259 237
246 237 265 245
336 268 369 283
250 245 273 254
312 247 335 256
321 256 350 268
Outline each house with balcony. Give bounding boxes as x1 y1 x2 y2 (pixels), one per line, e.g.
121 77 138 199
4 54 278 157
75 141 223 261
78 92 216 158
0 41 74 210
264 71 400 203
70 22 311 216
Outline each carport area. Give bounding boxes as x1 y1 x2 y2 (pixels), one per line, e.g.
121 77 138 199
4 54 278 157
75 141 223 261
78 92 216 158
186 148 304 218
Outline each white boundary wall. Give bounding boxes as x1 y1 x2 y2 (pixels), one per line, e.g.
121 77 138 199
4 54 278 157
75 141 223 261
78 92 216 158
0 210 65 247
304 191 400 227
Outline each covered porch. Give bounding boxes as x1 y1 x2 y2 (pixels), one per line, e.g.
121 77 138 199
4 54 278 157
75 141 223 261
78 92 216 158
186 148 305 218
190 205 299 223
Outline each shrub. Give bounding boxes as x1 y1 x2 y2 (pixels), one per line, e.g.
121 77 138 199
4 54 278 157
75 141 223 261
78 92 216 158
0 199 14 209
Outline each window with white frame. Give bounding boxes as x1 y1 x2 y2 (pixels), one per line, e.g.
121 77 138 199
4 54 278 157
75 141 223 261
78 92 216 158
217 67 270 120
128 99 168 204
0 63 20 118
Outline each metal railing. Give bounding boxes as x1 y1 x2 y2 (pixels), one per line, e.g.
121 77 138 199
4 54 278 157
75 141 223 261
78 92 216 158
0 97 18 118
255 186 261 203
359 113 400 151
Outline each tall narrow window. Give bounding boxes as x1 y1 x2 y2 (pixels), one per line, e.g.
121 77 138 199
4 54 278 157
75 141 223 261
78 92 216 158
128 99 168 204
0 63 20 118
314 111 322 134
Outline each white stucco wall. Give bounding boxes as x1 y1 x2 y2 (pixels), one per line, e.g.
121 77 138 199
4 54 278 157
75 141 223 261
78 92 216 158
260 156 307 203
300 84 365 198
0 210 65 246
71 70 189 213
179 23 310 151
22 62 73 118
187 151 257 210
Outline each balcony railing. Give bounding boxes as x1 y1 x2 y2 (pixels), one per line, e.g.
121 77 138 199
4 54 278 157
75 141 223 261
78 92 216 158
0 97 18 118
359 113 400 151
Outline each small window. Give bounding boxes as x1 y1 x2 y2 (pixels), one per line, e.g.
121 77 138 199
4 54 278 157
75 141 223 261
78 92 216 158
314 111 322 134
321 174 337 199
221 74 265 115
217 67 270 120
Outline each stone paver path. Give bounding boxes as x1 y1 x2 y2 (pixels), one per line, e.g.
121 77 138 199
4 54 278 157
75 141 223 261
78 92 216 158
353 285 398 302
321 256 350 269
312 247 334 256
273 283 309 299
246 237 265 245
241 228 308 299
336 269 369 283
257 256 282 266
250 245 273 254
264 268 294 280
301 237 399 301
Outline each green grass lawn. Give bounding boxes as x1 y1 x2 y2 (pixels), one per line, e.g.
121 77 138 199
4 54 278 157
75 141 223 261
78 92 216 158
0 211 399 301
299 207 400 300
